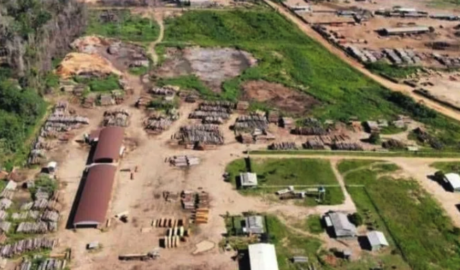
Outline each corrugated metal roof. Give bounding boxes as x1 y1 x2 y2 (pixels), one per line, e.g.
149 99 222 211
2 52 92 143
249 243 279 270
444 173 460 190
240 173 258 186
73 164 117 227
383 26 430 34
93 127 124 163
367 231 389 247
328 212 357 237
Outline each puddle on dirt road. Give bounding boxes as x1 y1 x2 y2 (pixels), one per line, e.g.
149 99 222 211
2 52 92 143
153 47 257 92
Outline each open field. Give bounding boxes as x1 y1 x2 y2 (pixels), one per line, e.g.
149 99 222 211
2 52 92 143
226 158 345 205
340 159 460 270
251 149 460 158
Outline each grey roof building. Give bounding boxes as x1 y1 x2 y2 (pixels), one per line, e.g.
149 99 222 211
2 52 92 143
243 215 265 234
324 212 357 238
367 231 389 251
240 172 258 188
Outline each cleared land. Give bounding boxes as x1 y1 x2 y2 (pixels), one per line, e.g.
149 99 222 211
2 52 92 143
339 160 460 270
226 158 345 205
162 9 460 150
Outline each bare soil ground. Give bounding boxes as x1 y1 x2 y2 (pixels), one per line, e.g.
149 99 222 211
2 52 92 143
153 47 257 92
242 80 320 115
413 71 460 108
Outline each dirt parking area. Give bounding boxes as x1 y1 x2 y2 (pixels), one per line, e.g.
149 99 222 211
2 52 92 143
242 80 319 116
153 47 257 92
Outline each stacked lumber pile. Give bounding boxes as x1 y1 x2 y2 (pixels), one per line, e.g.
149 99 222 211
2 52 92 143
169 156 200 167
201 101 235 108
292 127 327 136
144 117 173 135
181 191 196 211
150 86 176 96
234 114 268 131
269 142 298 150
175 125 224 146
303 140 325 150
135 95 152 108
0 238 56 258
189 102 232 124
28 102 88 165
102 109 130 127
332 142 363 151
382 139 406 149
18 258 66 270
16 222 49 234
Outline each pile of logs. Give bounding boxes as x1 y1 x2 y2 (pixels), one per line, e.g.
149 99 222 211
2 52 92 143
382 139 406 149
150 87 176 96
175 125 224 146
16 222 49 234
234 114 268 131
189 102 233 124
136 95 152 108
19 258 66 270
189 111 230 121
303 140 325 150
169 156 200 167
181 191 196 211
332 142 363 151
102 109 130 127
28 102 88 165
269 142 298 150
201 101 235 109
291 127 327 136
0 238 56 258
144 118 173 135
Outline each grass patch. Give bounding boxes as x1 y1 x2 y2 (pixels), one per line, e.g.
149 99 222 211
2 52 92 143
266 216 323 269
305 215 324 234
380 125 407 135
365 61 422 80
157 75 216 98
250 149 460 158
226 158 345 205
86 10 160 42
163 9 460 149
337 160 379 174
129 66 149 75
431 162 460 173
75 74 120 92
30 174 57 199
340 160 460 270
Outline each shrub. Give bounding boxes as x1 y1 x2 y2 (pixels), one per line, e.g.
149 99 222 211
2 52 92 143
349 213 363 226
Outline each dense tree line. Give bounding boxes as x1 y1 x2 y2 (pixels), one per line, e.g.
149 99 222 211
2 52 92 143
0 0 85 163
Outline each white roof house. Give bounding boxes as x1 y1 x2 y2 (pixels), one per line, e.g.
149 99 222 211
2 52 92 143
248 243 279 270
243 216 265 234
240 172 258 188
367 231 389 251
444 173 460 192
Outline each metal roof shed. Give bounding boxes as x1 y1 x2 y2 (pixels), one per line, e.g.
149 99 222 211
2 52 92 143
248 243 279 270
93 127 124 163
367 231 389 251
73 164 117 228
325 212 357 238
444 173 460 192
240 173 258 188
243 216 265 234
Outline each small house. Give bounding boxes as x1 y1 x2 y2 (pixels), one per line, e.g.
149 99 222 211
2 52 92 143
243 215 265 234
239 172 258 188
281 117 295 129
443 173 460 192
367 231 389 251
324 212 357 238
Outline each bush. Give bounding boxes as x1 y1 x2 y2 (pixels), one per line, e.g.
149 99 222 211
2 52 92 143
349 213 363 226
368 132 381 145
30 175 58 199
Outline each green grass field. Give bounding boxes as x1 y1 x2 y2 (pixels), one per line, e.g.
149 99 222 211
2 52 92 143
162 9 460 149
86 10 159 42
431 161 460 173
365 61 422 80
340 160 460 270
225 158 345 205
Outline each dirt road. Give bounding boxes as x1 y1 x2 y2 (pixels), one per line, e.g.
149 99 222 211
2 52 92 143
148 11 165 66
265 0 460 122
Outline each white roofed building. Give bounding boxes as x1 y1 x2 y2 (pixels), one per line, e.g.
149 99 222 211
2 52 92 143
240 172 258 188
367 231 389 251
248 243 279 270
443 173 460 192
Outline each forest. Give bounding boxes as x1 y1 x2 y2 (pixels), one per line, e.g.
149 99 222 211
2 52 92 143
0 0 85 165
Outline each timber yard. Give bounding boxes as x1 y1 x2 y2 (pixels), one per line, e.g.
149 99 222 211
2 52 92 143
1 0 460 269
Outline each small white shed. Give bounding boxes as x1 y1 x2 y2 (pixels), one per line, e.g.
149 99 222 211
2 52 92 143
367 231 389 251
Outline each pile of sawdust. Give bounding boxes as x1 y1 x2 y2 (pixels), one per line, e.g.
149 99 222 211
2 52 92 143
55 52 122 79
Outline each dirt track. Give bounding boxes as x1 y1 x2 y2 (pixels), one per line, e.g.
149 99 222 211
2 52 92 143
265 0 460 122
